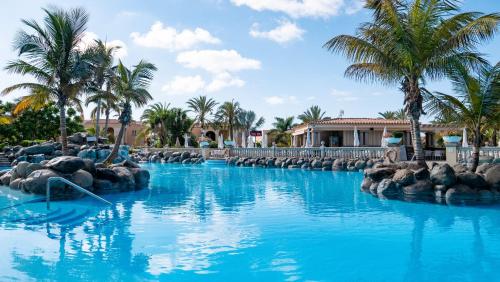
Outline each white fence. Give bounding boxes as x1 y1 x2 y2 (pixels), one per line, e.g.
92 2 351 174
228 147 385 159
457 147 500 162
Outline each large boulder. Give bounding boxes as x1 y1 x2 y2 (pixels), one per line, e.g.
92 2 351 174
20 144 55 156
392 169 416 186
311 159 322 169
333 158 347 171
484 165 500 190
68 132 86 145
111 167 136 192
15 161 30 178
93 179 116 194
95 168 120 182
365 167 395 182
9 178 23 190
377 179 400 197
22 169 62 195
70 169 93 189
403 180 433 196
0 171 12 185
445 184 479 202
45 156 85 174
430 164 456 187
82 159 97 175
129 168 150 187
361 177 373 192
457 172 489 190
25 163 44 178
355 160 366 170
413 167 430 180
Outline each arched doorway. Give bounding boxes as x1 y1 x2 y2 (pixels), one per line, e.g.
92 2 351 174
205 131 216 141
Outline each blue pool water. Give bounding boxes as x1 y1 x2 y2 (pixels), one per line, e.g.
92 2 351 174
1 163 500 281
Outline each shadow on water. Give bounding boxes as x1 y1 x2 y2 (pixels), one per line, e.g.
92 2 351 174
2 164 500 281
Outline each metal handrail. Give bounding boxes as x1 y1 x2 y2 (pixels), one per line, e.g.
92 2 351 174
46 177 112 210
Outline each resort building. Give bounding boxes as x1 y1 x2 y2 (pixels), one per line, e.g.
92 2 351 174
84 119 147 146
290 118 459 148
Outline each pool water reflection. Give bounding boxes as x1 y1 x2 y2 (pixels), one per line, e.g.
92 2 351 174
1 163 500 281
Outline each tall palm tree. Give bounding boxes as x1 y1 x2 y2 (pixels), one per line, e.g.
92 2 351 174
298 105 325 123
324 0 500 167
140 102 170 146
186 96 218 130
269 116 295 147
103 60 156 164
86 40 119 138
215 100 241 140
425 63 500 172
238 110 265 142
164 108 194 146
2 7 92 154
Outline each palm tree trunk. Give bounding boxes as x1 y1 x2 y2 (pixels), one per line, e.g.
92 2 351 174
95 99 101 138
492 128 497 147
410 115 426 167
103 109 110 137
471 126 481 172
229 123 234 140
58 100 68 155
103 122 125 164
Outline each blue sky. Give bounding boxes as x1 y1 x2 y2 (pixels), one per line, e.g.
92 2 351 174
1 0 499 128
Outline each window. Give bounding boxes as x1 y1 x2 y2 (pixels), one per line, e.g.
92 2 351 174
132 130 137 136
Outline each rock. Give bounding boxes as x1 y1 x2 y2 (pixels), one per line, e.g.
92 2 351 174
333 158 347 171
23 169 63 195
355 160 366 170
9 178 23 190
182 159 191 164
392 169 416 186
22 144 55 155
288 165 300 169
366 159 375 168
453 164 468 174
311 159 322 169
361 177 373 191
93 179 116 194
68 132 85 145
15 161 30 178
95 168 120 182
45 156 85 174
430 164 456 187
484 164 500 190
445 184 479 202
301 163 310 169
129 168 150 187
25 163 44 177
110 159 140 169
180 151 191 161
476 163 493 174
457 172 489 190
403 180 433 196
111 167 136 192
266 159 275 167
377 179 399 196
82 159 97 175
365 167 396 182
413 168 430 180
70 169 93 189
0 172 12 185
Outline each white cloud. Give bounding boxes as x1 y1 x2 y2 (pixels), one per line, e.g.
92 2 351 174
330 89 359 101
130 22 221 51
231 0 344 18
345 0 365 15
78 32 128 59
206 72 245 92
264 95 298 105
162 75 206 94
250 20 305 43
176 49 261 74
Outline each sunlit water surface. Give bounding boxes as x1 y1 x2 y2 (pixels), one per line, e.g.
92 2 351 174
1 163 500 281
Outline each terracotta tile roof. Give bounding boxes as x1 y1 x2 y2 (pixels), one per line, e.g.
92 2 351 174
311 118 409 125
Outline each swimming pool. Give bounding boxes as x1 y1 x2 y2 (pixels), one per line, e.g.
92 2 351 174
1 163 500 281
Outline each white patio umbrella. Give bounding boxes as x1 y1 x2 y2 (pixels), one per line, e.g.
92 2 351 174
218 133 224 149
241 131 246 148
262 133 268 148
381 126 388 147
462 128 469 147
292 135 297 147
305 129 311 148
175 137 181 147
184 133 189 148
247 135 254 148
353 126 360 147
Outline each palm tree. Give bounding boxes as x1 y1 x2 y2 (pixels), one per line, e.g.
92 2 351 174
269 116 295 147
103 60 157 164
298 105 325 123
186 96 218 130
378 109 407 120
2 7 92 155
425 63 500 172
215 100 241 140
324 0 500 167
238 110 265 142
86 40 119 138
140 102 170 146
164 108 194 146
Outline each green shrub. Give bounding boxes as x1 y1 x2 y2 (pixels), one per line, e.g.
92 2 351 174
209 141 218 148
392 132 404 138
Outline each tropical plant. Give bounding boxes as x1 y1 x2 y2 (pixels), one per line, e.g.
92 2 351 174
324 0 500 166
378 109 407 120
298 105 325 123
103 60 156 164
215 100 241 140
425 63 500 172
238 110 265 133
164 108 194 147
268 116 295 147
186 96 218 130
2 7 93 154
86 39 119 138
140 102 170 146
